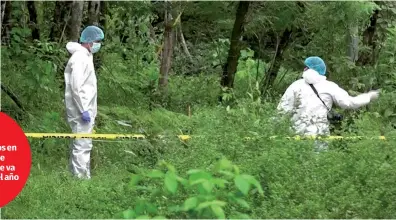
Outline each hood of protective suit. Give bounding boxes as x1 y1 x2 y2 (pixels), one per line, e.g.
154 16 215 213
66 42 90 55
302 69 326 85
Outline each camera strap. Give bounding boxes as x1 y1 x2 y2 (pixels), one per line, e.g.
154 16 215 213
308 83 330 112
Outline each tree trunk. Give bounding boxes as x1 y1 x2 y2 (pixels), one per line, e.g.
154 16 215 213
26 1 40 40
99 1 106 28
1 83 26 112
66 1 84 42
49 1 72 42
347 24 359 62
87 1 100 26
260 1 306 96
178 21 193 63
1 1 5 27
260 28 293 94
158 2 175 91
357 8 379 66
1 1 12 44
86 1 102 70
220 1 250 90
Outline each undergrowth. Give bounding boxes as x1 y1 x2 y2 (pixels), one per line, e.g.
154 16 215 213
2 89 396 218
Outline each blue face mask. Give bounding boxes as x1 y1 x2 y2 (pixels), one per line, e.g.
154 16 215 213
90 42 101 53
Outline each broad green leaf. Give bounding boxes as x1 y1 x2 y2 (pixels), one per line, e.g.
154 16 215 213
189 171 213 185
218 170 234 177
215 158 233 171
196 200 227 211
122 210 136 219
235 198 250 208
136 215 151 219
165 163 177 173
135 201 147 215
189 171 212 180
230 213 251 219
390 7 396 15
176 176 189 186
183 197 198 211
146 203 159 215
247 49 254 58
202 181 214 193
159 161 177 173
146 169 164 178
234 175 250 195
211 204 226 219
164 172 178 194
233 165 240 175
129 174 142 188
241 174 264 195
213 178 229 188
241 50 248 58
150 188 162 197
190 179 207 186
187 169 204 174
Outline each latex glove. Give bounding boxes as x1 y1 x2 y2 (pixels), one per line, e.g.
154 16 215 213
82 111 91 123
368 89 380 101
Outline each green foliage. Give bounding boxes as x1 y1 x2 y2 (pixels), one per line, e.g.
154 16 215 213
3 101 396 219
121 158 263 219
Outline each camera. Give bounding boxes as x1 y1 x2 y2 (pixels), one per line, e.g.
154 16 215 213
327 111 343 123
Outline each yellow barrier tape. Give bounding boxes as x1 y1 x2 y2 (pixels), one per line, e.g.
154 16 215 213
25 133 146 140
24 133 387 141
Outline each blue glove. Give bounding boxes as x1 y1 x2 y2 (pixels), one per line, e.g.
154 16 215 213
82 111 91 123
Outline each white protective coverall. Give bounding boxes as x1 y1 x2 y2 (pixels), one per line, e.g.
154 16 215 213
277 68 378 149
64 42 97 179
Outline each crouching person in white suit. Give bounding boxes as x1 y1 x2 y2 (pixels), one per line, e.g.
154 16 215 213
277 56 380 152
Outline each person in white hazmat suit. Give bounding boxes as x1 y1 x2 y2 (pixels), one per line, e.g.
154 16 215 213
63 25 104 179
277 56 380 152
